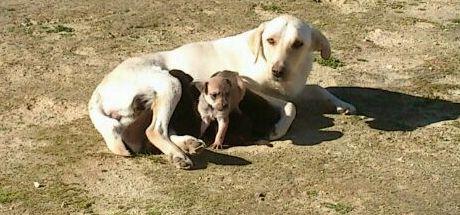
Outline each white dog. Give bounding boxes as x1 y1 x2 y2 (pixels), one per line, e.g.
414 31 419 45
88 15 355 169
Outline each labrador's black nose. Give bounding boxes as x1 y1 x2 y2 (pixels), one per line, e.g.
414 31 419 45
272 68 285 79
272 62 286 80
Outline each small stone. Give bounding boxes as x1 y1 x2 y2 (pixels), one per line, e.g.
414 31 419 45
33 182 43 188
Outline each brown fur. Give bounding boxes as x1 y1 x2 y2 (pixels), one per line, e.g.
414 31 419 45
195 71 246 149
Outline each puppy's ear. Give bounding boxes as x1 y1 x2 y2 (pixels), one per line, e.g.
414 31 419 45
311 27 331 59
210 71 222 78
247 22 266 63
235 76 246 101
193 81 208 94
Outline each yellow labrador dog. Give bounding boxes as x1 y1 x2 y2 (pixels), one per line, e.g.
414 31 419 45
88 15 355 169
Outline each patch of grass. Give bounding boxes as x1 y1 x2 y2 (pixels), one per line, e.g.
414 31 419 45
135 154 169 165
387 1 405 10
46 25 74 33
261 3 282 13
0 188 20 203
147 208 162 215
450 121 460 129
315 57 345 69
306 190 318 198
450 18 460 24
146 156 168 164
20 18 34 34
47 182 94 211
322 202 354 214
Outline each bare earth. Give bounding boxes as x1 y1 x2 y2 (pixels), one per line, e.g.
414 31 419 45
1 0 459 214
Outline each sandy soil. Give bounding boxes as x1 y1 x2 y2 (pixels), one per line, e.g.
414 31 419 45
1 0 459 214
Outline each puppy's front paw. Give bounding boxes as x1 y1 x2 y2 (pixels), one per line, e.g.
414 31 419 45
171 154 193 170
336 102 356 115
210 142 224 150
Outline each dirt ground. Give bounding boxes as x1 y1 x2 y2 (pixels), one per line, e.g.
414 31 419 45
1 0 459 214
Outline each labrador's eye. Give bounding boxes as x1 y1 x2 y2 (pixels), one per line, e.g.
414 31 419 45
267 38 276 45
292 40 303 49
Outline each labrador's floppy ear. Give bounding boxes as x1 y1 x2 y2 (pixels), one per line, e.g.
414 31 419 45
192 81 208 94
311 27 331 59
247 22 266 63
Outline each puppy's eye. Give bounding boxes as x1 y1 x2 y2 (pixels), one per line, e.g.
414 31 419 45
267 38 276 45
210 93 218 99
292 40 303 49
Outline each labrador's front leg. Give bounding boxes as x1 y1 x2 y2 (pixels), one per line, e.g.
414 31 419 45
299 85 356 114
251 91 296 140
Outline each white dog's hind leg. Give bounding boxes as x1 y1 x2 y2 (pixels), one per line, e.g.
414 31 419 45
88 90 131 156
144 73 194 169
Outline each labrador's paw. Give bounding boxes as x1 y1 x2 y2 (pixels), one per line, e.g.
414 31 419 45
171 154 193 170
336 102 356 115
184 137 206 155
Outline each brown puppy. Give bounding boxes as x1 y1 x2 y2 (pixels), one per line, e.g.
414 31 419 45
195 71 246 149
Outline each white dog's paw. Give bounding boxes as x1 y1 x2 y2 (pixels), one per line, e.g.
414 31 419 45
171 135 206 155
170 153 193 170
183 137 206 155
336 102 356 115
269 102 296 140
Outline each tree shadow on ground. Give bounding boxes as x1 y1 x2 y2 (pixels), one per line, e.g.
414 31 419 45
190 149 251 170
327 87 460 131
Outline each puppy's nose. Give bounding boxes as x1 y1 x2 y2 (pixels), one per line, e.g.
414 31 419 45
217 104 228 111
272 63 286 79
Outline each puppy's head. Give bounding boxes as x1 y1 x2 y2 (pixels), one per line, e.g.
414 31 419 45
248 15 331 82
195 76 232 112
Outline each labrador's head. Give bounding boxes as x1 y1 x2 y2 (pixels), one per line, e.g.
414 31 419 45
248 15 331 82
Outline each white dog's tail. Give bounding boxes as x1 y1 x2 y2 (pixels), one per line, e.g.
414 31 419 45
88 87 132 156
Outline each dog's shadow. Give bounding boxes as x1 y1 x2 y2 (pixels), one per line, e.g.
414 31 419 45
190 149 251 170
328 87 460 131
282 87 460 145
283 111 343 146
